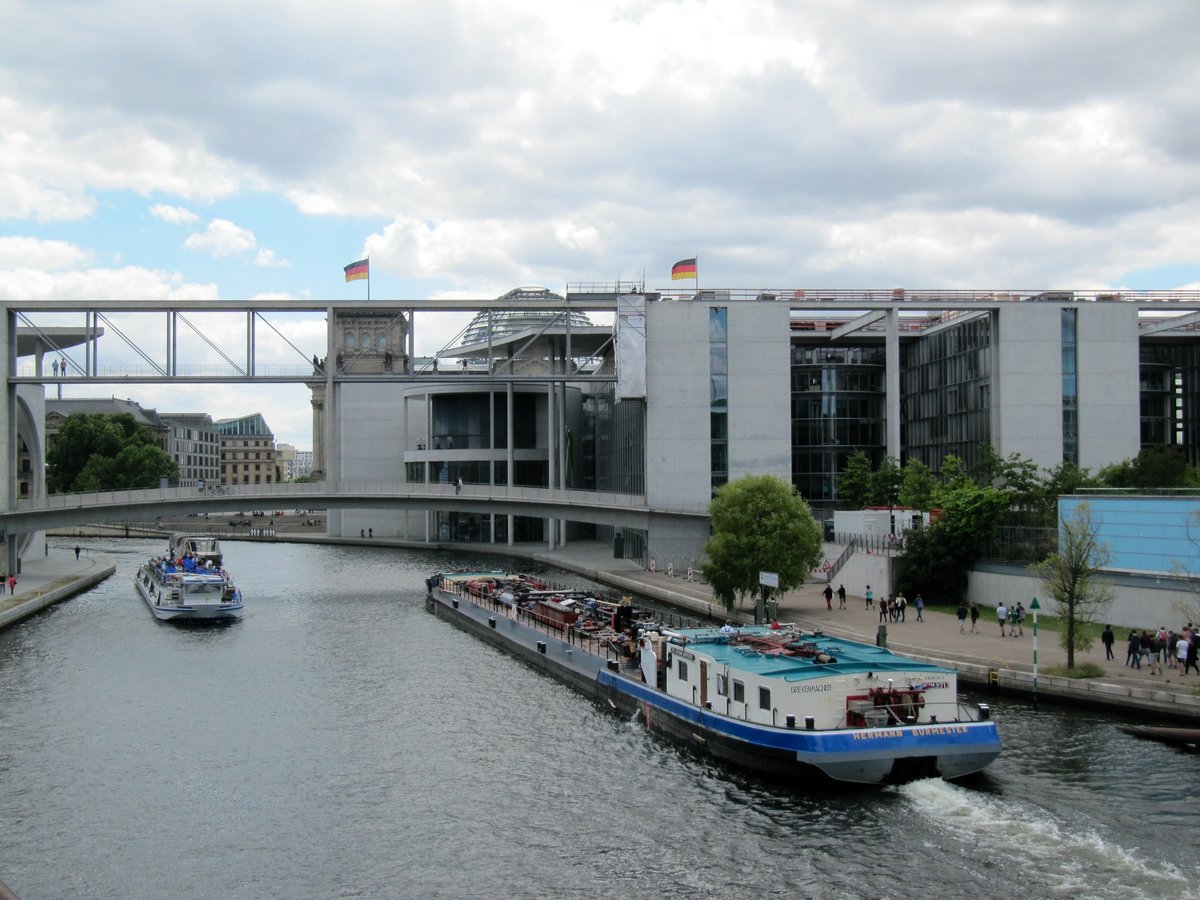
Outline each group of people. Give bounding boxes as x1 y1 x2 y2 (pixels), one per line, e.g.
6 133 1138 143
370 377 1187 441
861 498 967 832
821 583 847 610
993 602 1028 637
1103 623 1200 675
856 585 926 624
954 600 983 634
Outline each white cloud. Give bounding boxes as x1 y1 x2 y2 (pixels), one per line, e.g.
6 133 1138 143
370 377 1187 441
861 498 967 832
184 219 257 257
0 236 93 271
150 204 199 225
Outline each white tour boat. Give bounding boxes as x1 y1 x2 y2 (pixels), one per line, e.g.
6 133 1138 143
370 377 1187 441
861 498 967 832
135 536 243 623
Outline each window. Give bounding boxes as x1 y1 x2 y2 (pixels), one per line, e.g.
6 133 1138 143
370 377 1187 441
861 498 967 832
716 674 728 696
732 680 745 703
758 686 771 711
677 659 689 680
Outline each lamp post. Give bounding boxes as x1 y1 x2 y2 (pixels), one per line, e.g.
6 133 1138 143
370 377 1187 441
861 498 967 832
1030 597 1041 711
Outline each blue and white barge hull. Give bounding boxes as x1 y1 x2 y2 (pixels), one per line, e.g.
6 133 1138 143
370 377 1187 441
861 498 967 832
425 572 1000 786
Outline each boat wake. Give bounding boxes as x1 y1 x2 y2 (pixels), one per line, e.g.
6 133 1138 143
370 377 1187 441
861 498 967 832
898 779 1195 899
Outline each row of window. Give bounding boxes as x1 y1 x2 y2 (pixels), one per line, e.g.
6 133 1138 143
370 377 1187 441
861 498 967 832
677 659 771 709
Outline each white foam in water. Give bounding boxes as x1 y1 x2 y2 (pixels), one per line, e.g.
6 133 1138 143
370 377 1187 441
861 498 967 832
899 779 1194 899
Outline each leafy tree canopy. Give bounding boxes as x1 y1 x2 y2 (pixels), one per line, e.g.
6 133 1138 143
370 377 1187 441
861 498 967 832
898 458 935 510
702 474 823 614
869 455 902 506
47 413 179 492
838 450 873 509
894 483 1009 602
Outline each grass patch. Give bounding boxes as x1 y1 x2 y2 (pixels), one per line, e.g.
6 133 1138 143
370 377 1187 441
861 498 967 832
927 601 1109 642
1042 663 1106 679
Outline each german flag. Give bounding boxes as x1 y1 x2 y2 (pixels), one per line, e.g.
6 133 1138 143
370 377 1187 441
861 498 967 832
671 257 697 280
344 258 369 282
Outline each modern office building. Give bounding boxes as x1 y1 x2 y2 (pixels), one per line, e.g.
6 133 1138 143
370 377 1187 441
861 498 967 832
315 286 1200 569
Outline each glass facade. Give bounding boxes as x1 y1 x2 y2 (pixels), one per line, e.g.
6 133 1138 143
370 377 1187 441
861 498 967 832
790 344 886 505
1061 309 1078 465
901 316 992 472
1140 341 1200 464
710 307 728 491
588 387 645 495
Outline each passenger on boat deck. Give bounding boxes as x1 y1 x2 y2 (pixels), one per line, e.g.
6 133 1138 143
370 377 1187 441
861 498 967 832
769 619 781 630
720 621 737 637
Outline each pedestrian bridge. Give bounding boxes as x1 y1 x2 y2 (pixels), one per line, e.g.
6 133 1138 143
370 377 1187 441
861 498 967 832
2 481 699 535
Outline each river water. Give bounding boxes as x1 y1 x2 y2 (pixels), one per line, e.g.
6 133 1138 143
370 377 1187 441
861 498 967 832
0 539 1197 900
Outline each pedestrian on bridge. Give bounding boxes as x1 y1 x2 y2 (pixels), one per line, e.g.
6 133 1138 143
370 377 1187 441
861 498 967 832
74 545 81 560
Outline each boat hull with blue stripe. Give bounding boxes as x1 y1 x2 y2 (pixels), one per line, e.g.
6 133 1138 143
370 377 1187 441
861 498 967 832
426 572 1000 785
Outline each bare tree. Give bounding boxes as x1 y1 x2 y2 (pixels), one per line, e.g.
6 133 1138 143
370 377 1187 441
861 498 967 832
1169 510 1200 625
1031 502 1115 668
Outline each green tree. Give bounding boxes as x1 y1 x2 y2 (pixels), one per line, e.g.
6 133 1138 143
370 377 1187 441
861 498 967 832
1033 461 1096 524
1130 445 1193 488
932 454 972 507
894 483 1009 602
898 458 935 510
47 412 178 492
702 475 823 616
838 450 873 508
1031 502 1115 668
1096 457 1135 488
870 455 902 506
972 443 1006 489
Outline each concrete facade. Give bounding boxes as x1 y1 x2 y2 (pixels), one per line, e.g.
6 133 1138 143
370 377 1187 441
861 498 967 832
726 303 792 482
1075 303 1141 471
644 302 712 513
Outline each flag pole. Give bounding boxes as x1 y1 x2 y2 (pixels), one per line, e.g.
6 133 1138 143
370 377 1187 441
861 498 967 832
695 255 700 298
367 256 370 302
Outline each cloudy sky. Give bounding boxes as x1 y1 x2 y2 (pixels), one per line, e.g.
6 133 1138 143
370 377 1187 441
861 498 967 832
2 0 1199 448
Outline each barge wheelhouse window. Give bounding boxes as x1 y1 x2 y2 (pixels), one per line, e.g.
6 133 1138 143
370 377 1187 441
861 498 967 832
758 687 771 710
678 660 688 680
732 680 744 703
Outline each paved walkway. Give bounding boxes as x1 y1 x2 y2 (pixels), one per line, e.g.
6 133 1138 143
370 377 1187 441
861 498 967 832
0 545 116 628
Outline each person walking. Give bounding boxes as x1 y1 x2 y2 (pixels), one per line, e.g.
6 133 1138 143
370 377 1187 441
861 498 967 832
969 601 980 633
1015 602 1026 637
996 603 1008 637
1177 631 1191 674
1101 625 1115 660
823 584 833 611
914 593 924 623
74 545 81 561
455 477 464 495
1126 631 1141 669
6 574 14 595
864 585 873 610
956 601 967 634
896 593 907 623
837 584 846 609
878 596 889 623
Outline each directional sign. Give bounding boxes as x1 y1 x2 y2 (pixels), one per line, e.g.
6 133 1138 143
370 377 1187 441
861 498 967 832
759 571 779 588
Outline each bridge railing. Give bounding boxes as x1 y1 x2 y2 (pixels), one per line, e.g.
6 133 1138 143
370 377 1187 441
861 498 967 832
15 480 650 512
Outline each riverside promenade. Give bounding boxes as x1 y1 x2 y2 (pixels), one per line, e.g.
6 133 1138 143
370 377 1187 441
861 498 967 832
0 546 115 630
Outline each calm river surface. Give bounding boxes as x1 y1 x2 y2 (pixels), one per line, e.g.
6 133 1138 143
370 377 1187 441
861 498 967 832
1 539 1197 900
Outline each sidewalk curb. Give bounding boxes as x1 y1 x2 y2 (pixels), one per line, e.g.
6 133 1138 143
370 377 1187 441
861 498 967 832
0 565 116 630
